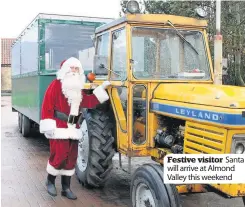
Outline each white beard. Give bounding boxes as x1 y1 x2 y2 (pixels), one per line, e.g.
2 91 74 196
61 72 85 116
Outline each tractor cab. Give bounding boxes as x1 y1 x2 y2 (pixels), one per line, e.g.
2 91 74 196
78 6 245 207
91 13 214 156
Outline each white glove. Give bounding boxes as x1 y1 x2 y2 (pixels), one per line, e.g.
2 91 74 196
101 81 111 89
44 130 55 138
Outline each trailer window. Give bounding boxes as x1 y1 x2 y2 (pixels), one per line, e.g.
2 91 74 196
44 23 95 71
11 41 21 76
21 23 39 74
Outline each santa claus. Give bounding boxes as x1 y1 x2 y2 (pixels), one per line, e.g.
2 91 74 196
39 57 110 200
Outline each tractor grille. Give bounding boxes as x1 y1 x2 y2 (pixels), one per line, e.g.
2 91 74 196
184 121 227 154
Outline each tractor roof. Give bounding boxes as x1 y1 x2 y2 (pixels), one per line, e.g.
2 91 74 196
95 14 208 34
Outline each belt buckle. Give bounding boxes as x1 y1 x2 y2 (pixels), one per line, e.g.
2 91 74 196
68 115 76 125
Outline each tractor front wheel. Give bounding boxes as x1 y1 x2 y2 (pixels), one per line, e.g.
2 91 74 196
130 163 181 207
75 109 115 188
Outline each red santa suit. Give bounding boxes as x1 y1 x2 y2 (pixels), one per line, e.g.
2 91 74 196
39 57 110 177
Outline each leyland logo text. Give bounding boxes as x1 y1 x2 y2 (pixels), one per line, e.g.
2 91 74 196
175 108 221 121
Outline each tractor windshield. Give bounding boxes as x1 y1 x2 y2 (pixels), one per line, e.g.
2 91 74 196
131 27 211 80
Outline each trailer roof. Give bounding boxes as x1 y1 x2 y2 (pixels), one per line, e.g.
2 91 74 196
12 13 114 47
95 14 208 34
38 13 114 23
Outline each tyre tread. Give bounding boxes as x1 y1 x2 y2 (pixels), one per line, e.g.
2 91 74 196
130 163 182 207
76 109 115 188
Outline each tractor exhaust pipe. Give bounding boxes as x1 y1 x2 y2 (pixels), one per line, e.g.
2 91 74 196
214 0 223 85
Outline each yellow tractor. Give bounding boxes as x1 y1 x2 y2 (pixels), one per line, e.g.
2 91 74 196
75 3 245 207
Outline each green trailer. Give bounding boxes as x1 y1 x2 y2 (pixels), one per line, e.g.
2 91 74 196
11 13 113 137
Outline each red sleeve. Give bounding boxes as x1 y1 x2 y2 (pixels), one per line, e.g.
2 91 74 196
41 80 57 120
80 90 100 109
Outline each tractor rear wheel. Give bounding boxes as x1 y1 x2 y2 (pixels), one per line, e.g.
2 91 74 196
242 196 245 205
75 109 115 188
130 163 181 207
21 115 31 137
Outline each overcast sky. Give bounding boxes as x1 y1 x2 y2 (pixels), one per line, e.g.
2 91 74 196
0 0 121 38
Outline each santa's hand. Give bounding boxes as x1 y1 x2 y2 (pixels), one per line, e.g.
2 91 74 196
44 130 55 138
101 81 111 89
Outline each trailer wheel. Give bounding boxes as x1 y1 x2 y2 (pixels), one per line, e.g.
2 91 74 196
21 115 31 137
75 109 115 188
130 163 181 207
18 113 22 133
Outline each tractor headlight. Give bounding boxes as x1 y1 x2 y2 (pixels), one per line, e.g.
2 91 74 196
195 7 207 18
126 0 140 14
231 134 245 154
235 143 245 154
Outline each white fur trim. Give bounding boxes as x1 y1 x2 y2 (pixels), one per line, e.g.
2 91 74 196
44 127 82 140
70 102 80 116
57 57 84 80
39 119 56 133
46 162 75 176
60 168 75 176
46 162 60 176
48 128 71 139
93 85 109 103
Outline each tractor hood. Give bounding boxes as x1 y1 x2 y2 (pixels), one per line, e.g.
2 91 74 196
153 84 245 109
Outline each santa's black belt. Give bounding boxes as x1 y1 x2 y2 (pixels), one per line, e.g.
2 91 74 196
54 110 81 125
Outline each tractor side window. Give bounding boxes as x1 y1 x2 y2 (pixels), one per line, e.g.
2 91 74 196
133 85 147 145
94 32 110 76
111 28 127 80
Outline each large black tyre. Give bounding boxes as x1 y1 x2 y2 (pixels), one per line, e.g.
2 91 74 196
130 163 181 207
18 112 22 133
21 115 31 137
242 196 245 206
75 109 115 188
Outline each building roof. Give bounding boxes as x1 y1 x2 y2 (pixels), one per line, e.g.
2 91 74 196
1 38 15 65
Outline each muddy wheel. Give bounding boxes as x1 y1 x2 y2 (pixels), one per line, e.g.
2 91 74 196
18 112 22 133
130 163 181 207
21 115 31 137
75 109 115 188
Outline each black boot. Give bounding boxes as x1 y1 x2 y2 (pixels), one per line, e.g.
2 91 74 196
46 174 57 196
61 176 77 200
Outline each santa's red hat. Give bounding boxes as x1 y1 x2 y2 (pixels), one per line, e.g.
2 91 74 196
60 59 66 68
